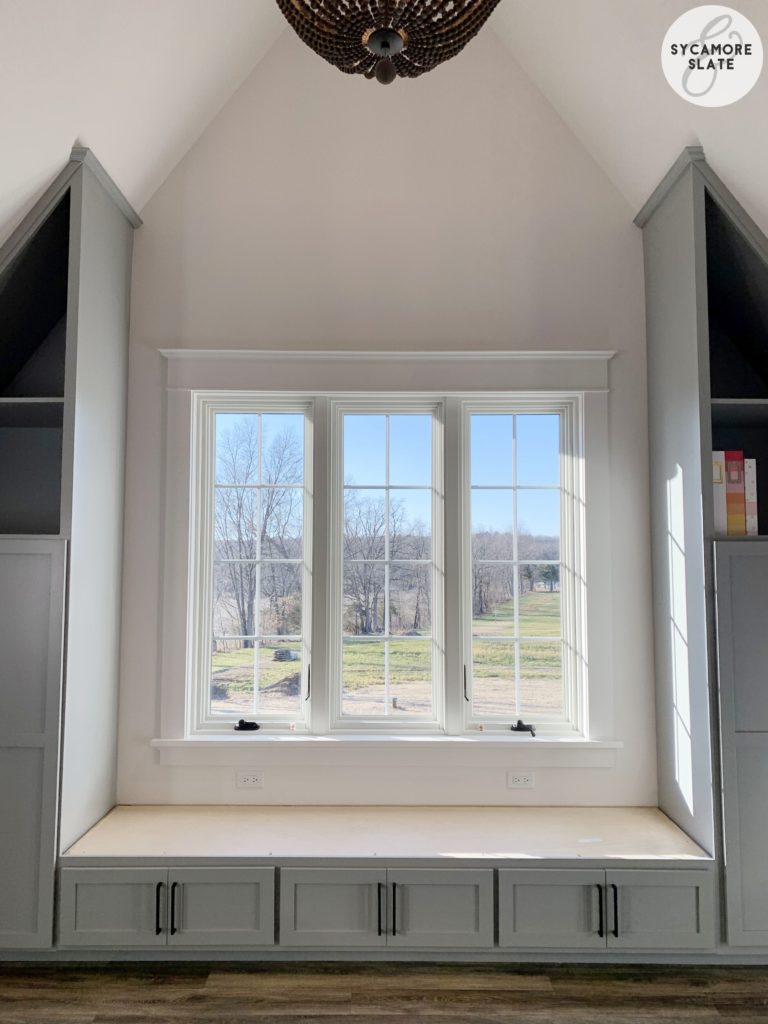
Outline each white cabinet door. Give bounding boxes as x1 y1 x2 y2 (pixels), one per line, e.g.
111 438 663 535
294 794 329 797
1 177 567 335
279 868 386 947
498 869 606 949
606 869 714 949
387 869 493 949
59 868 167 947
167 868 274 947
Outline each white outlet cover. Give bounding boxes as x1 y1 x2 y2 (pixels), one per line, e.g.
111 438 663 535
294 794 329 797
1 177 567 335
236 769 265 789
507 770 535 789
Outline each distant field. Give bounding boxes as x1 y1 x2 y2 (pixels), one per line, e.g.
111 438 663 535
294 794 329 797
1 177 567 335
210 592 563 718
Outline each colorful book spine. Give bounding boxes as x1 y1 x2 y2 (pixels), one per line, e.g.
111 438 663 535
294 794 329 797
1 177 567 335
745 457 758 536
725 450 746 536
712 451 727 535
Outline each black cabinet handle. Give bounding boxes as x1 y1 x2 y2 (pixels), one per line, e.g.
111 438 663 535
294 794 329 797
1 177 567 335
611 883 619 938
170 882 179 936
463 665 469 702
154 882 163 936
391 882 397 937
305 664 311 702
377 882 384 937
596 883 604 938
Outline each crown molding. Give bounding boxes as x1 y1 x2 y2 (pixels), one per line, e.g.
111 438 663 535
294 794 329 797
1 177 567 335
634 146 706 227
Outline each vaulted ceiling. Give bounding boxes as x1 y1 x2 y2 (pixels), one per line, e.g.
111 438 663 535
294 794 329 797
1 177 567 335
1 0 767 245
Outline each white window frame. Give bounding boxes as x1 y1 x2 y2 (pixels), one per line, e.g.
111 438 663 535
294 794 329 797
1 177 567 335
459 396 586 735
187 393 313 734
328 397 445 732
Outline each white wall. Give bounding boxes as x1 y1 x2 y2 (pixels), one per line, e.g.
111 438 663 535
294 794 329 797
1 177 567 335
118 29 656 806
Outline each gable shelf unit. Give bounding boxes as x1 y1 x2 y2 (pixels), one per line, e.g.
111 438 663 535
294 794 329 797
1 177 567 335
637 147 768 949
0 149 140 949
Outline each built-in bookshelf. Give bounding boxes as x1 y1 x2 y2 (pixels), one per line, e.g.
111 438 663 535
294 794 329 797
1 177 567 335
707 193 768 538
0 192 69 535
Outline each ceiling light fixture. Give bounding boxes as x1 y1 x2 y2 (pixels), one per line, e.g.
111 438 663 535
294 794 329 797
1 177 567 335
276 0 501 85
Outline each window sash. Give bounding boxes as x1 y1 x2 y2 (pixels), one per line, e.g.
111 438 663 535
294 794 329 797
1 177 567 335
188 396 313 733
460 397 584 734
328 399 445 731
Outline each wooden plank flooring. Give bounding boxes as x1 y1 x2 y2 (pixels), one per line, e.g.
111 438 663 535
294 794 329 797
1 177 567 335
2 963 768 1023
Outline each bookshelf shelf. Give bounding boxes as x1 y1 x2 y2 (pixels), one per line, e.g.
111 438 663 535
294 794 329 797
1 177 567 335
711 399 768 429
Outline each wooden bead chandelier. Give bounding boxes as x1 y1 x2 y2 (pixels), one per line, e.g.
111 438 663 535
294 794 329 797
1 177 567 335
276 0 501 84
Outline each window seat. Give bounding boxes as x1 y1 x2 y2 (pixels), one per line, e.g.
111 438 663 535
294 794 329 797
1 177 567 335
62 805 710 863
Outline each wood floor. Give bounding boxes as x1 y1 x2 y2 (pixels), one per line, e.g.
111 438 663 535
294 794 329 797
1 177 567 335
2 963 768 1023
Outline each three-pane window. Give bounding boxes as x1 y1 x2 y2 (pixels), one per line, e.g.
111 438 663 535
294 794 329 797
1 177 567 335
191 396 583 735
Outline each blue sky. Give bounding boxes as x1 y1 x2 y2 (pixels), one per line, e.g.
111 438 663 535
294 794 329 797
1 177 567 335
216 411 561 537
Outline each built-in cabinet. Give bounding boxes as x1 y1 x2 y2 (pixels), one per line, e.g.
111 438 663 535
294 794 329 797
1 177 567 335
59 868 275 948
0 149 139 949
58 863 713 952
498 868 713 950
280 868 493 949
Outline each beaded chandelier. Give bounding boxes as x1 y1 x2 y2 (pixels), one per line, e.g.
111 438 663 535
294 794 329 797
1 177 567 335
276 0 501 84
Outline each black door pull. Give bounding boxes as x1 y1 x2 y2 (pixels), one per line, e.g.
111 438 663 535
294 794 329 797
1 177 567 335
596 883 604 938
611 883 619 938
391 882 397 937
377 882 384 937
154 881 163 936
170 882 179 936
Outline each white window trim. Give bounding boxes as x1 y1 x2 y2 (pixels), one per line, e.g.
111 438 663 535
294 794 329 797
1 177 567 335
157 350 615 763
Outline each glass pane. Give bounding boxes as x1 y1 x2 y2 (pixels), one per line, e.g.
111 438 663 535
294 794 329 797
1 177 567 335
472 639 516 718
519 640 563 717
390 563 431 635
343 562 385 636
390 488 431 559
472 490 513 560
215 413 260 485
213 561 258 636
260 562 302 636
214 487 258 559
518 580 561 637
517 489 561 560
471 415 513 485
210 639 255 716
471 564 515 636
261 414 304 484
389 638 432 715
390 415 431 485
262 486 303 558
344 489 386 561
516 414 560 486
342 639 385 716
257 640 302 714
344 415 385 485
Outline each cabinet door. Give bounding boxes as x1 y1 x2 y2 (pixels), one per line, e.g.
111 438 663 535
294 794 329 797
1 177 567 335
168 868 274 947
606 869 714 949
59 868 167 947
387 869 493 949
0 541 65 949
498 869 606 949
280 868 386 947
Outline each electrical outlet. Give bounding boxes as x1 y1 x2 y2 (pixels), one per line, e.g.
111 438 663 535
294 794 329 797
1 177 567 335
236 769 265 789
507 770 535 789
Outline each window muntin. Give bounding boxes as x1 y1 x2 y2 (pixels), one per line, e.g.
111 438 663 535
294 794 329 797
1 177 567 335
467 408 573 726
195 405 311 728
337 408 442 724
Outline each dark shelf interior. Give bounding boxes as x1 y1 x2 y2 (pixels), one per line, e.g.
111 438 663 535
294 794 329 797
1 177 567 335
0 401 64 429
712 424 768 537
0 193 69 398
711 400 768 429
706 193 768 400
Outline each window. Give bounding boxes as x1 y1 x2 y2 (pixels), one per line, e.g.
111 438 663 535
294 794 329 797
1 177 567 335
188 398 312 732
465 405 581 729
188 393 584 736
331 403 444 728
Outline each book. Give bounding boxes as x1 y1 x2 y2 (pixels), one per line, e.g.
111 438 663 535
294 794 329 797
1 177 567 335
725 450 746 536
712 451 727 535
745 457 758 537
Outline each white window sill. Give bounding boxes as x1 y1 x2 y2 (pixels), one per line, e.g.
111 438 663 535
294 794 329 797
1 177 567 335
150 735 622 768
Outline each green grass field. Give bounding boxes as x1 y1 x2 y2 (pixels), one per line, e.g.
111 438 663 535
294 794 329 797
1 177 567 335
210 592 562 716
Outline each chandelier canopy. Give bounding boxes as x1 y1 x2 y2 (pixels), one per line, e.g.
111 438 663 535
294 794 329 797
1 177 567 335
276 0 501 84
